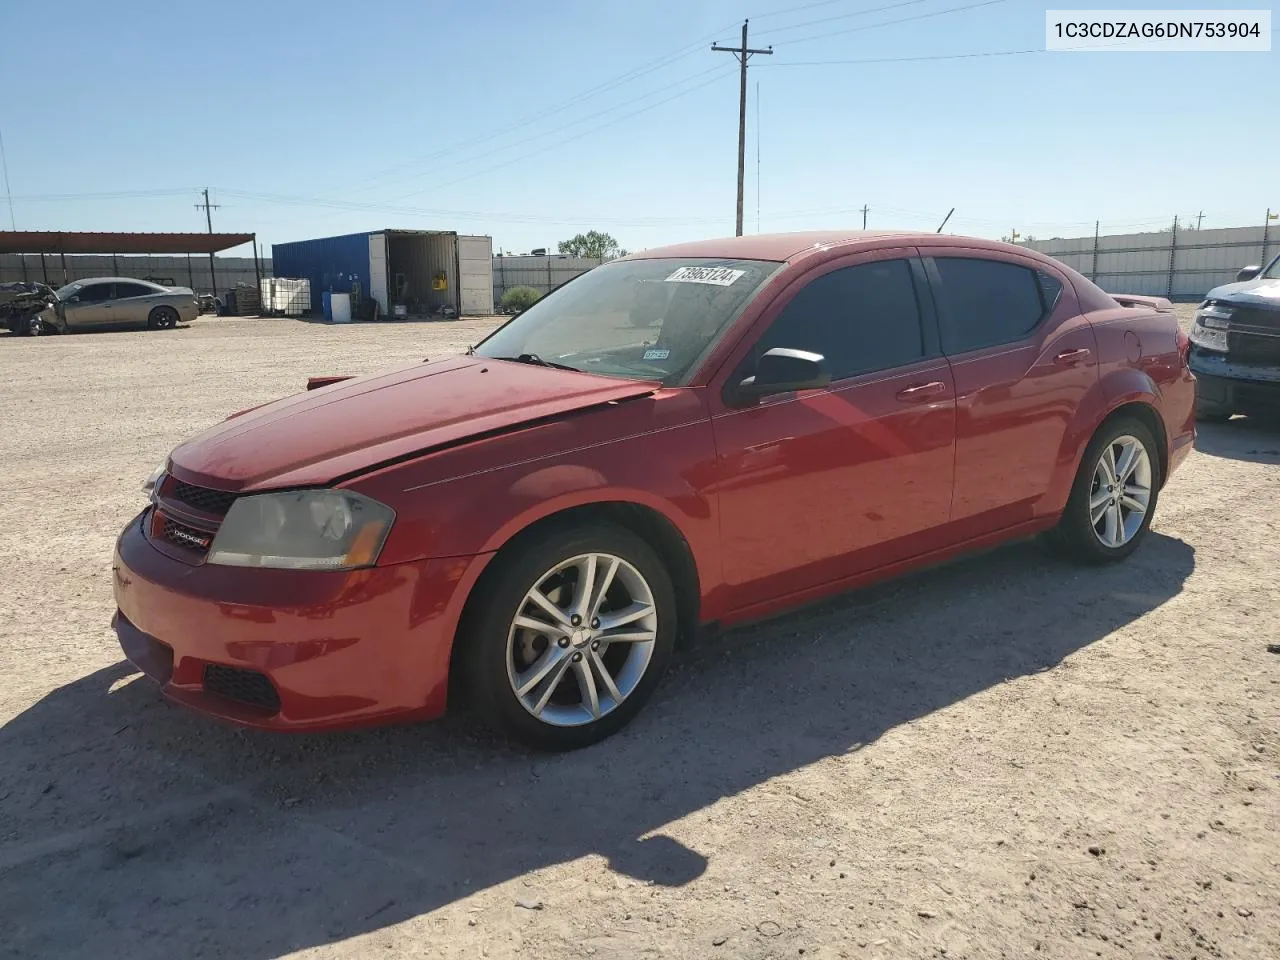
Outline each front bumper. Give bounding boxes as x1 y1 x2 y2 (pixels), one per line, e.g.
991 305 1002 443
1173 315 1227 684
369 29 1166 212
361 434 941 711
1190 351 1280 412
111 511 489 731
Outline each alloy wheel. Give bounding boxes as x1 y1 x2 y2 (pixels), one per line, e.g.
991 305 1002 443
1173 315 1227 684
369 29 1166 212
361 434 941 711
1089 434 1152 548
505 552 658 728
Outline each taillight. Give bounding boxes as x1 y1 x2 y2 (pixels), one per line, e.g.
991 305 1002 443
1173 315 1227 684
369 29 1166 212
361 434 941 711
1175 328 1191 366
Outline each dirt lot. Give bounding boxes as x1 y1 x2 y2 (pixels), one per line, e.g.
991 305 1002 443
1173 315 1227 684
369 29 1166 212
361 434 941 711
0 309 1277 960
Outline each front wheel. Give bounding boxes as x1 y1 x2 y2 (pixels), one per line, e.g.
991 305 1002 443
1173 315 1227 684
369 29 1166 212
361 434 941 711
1050 417 1160 564
460 524 677 750
25 316 49 336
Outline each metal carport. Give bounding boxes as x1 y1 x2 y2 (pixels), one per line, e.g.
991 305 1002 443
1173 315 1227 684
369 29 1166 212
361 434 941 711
0 231 257 297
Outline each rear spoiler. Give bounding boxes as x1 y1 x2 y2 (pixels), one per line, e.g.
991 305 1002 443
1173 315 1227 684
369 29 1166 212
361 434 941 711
306 375 354 390
1112 294 1175 313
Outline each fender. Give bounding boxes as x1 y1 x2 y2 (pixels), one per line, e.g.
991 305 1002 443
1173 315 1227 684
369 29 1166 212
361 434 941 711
1038 366 1160 517
346 396 723 598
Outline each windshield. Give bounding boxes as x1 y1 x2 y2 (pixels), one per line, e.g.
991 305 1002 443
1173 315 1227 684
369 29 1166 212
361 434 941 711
1262 254 1280 280
55 282 83 299
474 257 783 384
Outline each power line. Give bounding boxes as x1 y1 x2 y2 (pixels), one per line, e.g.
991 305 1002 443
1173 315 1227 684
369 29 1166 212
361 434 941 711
780 0 1009 46
8 188 192 202
361 64 728 192
750 0 861 19
764 46 1044 66
753 0 933 39
391 68 734 200
344 22 739 190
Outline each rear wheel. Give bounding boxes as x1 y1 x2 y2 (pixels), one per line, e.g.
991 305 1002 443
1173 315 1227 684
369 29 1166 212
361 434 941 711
1051 416 1160 564
147 306 179 330
460 523 677 750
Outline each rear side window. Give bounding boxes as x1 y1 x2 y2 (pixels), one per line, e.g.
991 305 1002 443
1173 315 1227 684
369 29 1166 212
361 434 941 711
932 257 1048 354
114 283 153 299
1036 272 1063 311
755 259 925 381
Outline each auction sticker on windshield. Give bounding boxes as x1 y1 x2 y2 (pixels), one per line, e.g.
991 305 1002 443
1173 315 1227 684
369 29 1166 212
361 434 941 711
665 266 745 286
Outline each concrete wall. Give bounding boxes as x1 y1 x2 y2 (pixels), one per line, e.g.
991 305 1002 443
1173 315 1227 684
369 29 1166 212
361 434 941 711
492 254 602 304
1024 224 1275 299
0 254 270 296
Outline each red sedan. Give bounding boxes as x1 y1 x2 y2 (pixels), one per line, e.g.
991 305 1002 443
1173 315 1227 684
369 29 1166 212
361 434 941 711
112 231 1195 749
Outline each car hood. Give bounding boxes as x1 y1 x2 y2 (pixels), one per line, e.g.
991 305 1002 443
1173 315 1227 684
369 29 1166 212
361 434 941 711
168 355 658 491
1206 277 1280 308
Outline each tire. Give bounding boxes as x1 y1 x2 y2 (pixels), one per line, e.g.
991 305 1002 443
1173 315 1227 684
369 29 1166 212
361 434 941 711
460 523 678 750
147 306 179 330
1194 397 1233 422
1050 416 1160 565
25 316 49 336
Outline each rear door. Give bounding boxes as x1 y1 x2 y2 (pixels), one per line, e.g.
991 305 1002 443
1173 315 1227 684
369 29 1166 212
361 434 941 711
923 250 1097 533
63 282 116 328
710 250 957 609
111 282 158 326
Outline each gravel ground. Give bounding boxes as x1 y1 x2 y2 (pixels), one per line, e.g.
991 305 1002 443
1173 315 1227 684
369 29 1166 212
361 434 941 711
0 308 1277 960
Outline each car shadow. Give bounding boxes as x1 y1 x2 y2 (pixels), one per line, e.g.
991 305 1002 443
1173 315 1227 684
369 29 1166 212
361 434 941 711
0 532 1194 958
1194 416 1280 464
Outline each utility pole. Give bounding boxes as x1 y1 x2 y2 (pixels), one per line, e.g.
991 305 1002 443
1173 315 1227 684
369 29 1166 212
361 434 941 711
196 188 219 301
713 21 772 236
1262 207 1276 267
1195 210 1204 231
860 205 869 230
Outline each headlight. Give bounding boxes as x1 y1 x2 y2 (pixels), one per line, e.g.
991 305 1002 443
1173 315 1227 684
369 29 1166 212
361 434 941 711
207 490 394 570
1189 301 1232 352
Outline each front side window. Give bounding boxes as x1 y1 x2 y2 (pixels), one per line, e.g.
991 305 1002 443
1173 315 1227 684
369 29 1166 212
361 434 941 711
752 259 926 381
75 283 116 303
473 257 783 384
933 257 1048 354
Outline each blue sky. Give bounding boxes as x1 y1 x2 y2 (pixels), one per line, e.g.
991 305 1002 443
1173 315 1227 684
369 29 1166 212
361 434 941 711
1 0 1274 256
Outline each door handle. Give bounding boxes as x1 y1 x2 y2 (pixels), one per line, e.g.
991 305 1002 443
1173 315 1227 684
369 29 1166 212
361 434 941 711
1054 347 1091 365
895 380 947 402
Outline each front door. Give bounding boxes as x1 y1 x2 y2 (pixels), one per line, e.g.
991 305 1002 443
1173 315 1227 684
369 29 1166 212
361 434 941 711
711 252 957 611
62 281 116 328
923 251 1099 534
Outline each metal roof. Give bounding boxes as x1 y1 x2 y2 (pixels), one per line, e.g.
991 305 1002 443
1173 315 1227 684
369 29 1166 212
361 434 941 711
0 231 255 255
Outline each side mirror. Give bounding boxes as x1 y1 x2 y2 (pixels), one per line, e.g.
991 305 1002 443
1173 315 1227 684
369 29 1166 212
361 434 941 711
735 347 830 404
1236 265 1261 282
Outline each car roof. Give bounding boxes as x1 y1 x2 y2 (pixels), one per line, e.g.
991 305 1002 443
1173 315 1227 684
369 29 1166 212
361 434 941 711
68 277 166 286
620 230 1043 264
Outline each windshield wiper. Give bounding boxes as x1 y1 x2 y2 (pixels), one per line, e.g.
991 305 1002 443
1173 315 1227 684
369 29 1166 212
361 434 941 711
493 353 580 372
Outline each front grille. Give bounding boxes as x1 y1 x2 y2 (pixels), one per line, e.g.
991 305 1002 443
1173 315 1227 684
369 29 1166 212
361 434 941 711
170 480 237 516
1226 305 1280 330
1227 332 1280 366
203 665 281 713
161 516 214 554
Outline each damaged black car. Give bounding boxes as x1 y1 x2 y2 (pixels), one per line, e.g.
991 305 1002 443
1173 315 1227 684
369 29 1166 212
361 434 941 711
0 281 57 336
1190 254 1280 421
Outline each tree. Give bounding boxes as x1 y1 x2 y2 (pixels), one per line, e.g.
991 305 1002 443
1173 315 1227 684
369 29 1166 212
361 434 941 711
500 286 541 313
557 231 628 260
